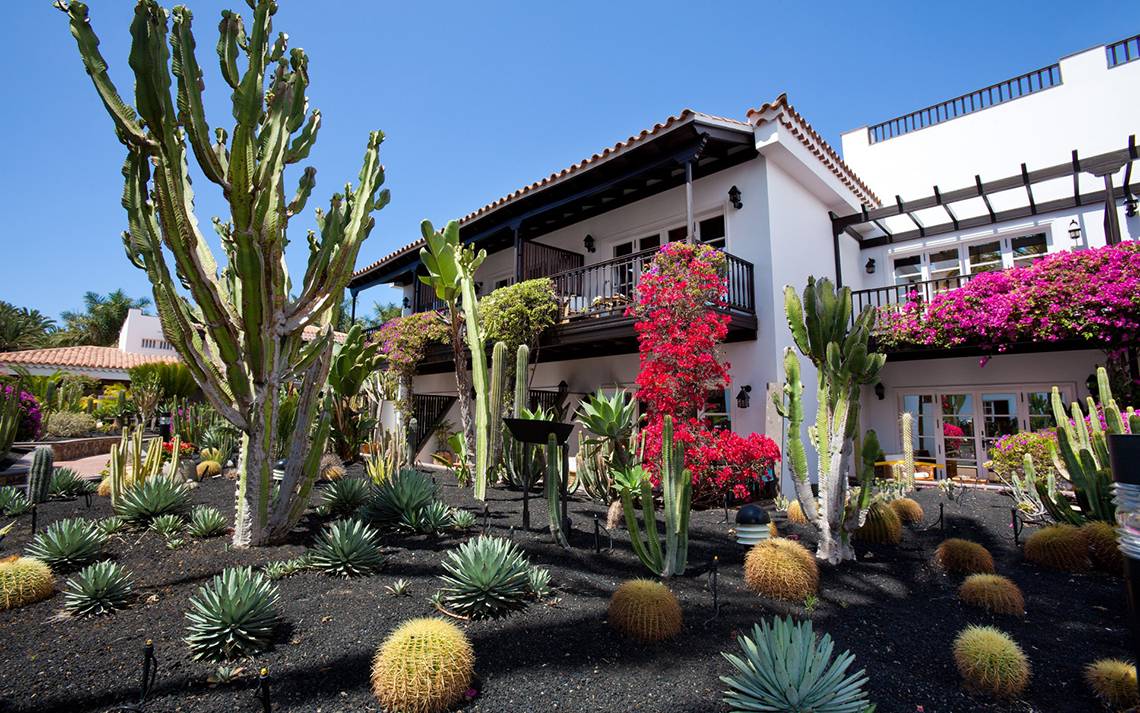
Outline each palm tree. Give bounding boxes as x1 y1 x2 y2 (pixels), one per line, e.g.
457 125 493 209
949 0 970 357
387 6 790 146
0 301 56 351
54 290 151 346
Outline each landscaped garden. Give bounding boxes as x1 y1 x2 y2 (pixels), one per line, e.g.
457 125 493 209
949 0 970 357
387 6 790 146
0 2 1136 712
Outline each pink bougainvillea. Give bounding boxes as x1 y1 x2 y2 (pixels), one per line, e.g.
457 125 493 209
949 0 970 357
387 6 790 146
3 384 41 441
877 243 1140 352
630 242 780 506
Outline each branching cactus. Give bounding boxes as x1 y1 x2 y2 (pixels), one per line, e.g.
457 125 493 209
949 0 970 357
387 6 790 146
774 277 885 564
57 0 386 546
1034 366 1139 524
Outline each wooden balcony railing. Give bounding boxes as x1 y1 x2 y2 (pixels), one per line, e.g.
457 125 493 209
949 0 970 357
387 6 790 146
852 274 976 325
520 241 584 281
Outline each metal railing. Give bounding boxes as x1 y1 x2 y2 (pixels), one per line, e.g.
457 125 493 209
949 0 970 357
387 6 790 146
867 63 1062 144
410 394 456 452
852 273 976 324
1107 34 1140 68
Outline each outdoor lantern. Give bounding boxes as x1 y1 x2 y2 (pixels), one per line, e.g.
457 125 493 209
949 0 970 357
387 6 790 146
728 185 743 210
401 296 410 309
874 382 886 400
735 504 772 546
272 459 287 482
1069 219 1082 242
865 257 876 274
583 234 596 253
157 411 172 441
1126 194 1138 218
736 385 751 409
1108 433 1140 668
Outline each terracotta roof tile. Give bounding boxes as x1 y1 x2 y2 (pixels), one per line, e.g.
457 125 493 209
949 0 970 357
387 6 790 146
746 94 881 207
0 346 178 372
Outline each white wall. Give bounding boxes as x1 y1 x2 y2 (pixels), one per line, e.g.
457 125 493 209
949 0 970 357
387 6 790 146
117 308 178 356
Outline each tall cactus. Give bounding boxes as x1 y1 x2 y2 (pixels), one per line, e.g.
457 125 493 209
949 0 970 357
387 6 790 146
58 0 387 546
513 345 529 418
27 447 53 505
774 277 885 564
545 434 568 548
0 387 21 466
488 341 507 477
615 415 692 577
899 412 915 491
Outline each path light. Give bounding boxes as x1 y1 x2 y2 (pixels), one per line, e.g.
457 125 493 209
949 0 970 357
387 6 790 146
735 504 772 546
1108 433 1140 675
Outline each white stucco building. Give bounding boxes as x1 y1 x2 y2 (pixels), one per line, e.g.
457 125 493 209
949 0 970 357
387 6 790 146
349 34 1140 489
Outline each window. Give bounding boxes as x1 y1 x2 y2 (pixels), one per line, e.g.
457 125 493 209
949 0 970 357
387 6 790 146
893 255 922 285
703 389 730 430
889 231 1050 284
967 241 1002 273
1011 233 1047 267
698 215 726 249
928 248 961 286
667 226 687 243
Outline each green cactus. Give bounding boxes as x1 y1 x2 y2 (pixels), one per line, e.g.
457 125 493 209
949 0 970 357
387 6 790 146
615 415 691 577
545 434 568 548
489 341 507 476
513 345 529 418
900 411 915 491
775 277 885 564
1033 366 1134 524
27 447 53 505
58 0 385 546
0 386 21 465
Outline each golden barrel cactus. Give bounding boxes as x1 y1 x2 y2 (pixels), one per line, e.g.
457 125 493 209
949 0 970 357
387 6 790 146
958 574 1024 616
1085 659 1139 710
608 579 683 642
196 460 222 479
743 537 818 602
1 556 55 610
935 538 995 576
786 500 809 525
888 497 924 524
371 618 474 713
1023 525 1089 572
1081 521 1123 575
953 625 1030 698
855 501 902 545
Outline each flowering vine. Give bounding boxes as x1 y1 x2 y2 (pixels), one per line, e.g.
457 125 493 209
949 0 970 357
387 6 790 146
374 311 450 419
3 384 41 441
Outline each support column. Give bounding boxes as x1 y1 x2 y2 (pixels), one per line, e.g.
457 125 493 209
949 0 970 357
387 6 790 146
513 225 524 283
685 158 695 244
349 290 358 323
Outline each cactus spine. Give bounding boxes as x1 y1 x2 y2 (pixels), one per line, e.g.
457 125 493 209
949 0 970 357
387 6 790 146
27 447 53 505
59 0 385 546
774 277 886 564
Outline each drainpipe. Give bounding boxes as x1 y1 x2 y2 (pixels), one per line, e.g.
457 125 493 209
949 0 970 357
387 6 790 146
685 158 695 244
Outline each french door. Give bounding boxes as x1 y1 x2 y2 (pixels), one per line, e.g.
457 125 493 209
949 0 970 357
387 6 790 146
898 385 1073 481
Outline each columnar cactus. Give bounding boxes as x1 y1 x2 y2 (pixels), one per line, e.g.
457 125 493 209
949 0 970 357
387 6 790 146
58 0 388 546
900 411 915 490
545 433 568 548
774 277 885 564
489 341 507 475
27 447 53 505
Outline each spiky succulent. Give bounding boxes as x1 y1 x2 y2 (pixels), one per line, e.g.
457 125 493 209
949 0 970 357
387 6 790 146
439 535 531 619
385 578 411 596
0 556 54 609
360 469 436 530
0 486 31 516
96 516 128 537
63 561 133 616
150 513 186 541
261 554 311 580
185 567 281 662
528 566 552 599
309 520 387 577
450 508 477 530
420 500 452 534
49 468 97 499
721 616 873 713
115 477 192 524
319 477 370 518
187 506 228 539
25 517 104 570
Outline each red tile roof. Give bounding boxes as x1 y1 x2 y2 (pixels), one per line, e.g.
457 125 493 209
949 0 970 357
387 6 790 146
0 346 178 372
746 94 882 207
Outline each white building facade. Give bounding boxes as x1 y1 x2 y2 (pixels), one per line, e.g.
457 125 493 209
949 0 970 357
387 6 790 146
349 34 1140 491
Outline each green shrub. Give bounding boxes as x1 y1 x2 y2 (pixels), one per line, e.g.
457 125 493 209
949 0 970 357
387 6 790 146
187 506 228 539
360 469 437 531
185 567 280 662
479 277 559 355
319 477 370 518
48 468 97 499
986 430 1057 480
114 477 192 524
63 561 133 616
953 625 1030 698
310 520 386 577
439 535 531 619
25 518 104 570
721 616 873 713
46 411 97 438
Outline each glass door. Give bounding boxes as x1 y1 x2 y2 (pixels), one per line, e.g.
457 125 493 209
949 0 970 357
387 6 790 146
980 393 1019 470
940 393 980 481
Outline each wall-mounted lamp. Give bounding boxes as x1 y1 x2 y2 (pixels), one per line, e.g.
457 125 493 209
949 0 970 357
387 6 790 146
874 382 885 400
736 385 752 409
583 234 596 253
728 185 743 210
1068 219 1082 243
401 296 411 309
865 258 876 275
1126 194 1138 218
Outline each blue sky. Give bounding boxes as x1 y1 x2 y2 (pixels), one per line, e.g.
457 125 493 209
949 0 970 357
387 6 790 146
0 0 1131 320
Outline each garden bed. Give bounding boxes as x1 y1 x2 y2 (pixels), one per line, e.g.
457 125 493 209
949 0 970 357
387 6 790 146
0 476 1129 713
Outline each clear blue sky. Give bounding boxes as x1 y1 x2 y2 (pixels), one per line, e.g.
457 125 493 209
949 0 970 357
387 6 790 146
0 0 1132 320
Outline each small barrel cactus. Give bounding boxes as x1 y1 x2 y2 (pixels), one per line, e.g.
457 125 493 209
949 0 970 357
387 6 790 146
1081 521 1123 575
935 538 995 576
785 499 809 525
888 497 924 524
608 579 683 642
27 446 53 505
1085 658 1139 710
743 537 818 601
1 555 55 610
854 501 902 544
958 574 1025 616
953 625 1030 698
1023 524 1089 572
195 460 222 479
371 618 474 713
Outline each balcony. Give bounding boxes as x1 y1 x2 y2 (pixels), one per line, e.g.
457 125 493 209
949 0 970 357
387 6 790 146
408 245 757 373
852 274 976 318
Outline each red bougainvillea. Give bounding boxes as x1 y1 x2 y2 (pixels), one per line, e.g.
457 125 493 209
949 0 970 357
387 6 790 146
630 242 780 506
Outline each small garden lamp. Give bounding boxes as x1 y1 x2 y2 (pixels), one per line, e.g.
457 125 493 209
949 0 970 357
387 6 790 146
734 504 772 546
1108 433 1140 670
1068 219 1082 243
736 385 751 409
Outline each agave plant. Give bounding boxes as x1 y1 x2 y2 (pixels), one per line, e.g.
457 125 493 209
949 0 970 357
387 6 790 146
309 520 386 577
528 566 552 599
63 561 133 616
450 508 477 530
49 468 97 499
261 554 312 581
187 506 228 539
420 500 452 534
384 578 411 596
150 513 186 540
96 516 128 538
439 535 532 619
576 389 637 447
319 477 370 518
25 518 104 570
0 486 31 516
721 617 873 713
185 567 281 662
115 478 192 524
360 469 436 531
